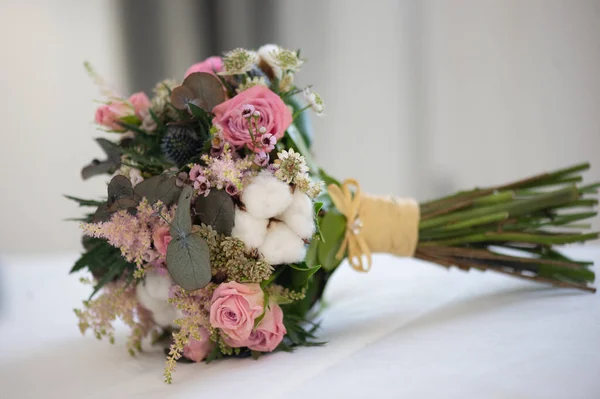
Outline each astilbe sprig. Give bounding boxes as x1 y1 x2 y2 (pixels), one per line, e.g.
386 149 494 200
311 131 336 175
80 199 174 272
164 286 212 384
74 278 155 355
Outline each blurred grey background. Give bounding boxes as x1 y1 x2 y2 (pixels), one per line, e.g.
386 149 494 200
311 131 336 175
0 0 598 254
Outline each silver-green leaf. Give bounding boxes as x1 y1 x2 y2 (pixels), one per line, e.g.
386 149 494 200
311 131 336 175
193 189 235 235
166 233 212 290
135 174 182 206
170 185 193 237
166 185 212 290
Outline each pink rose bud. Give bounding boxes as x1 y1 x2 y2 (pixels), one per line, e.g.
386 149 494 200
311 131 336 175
128 92 151 118
210 282 264 343
211 86 292 153
94 102 132 131
243 302 286 352
152 226 172 256
183 327 214 362
184 56 224 78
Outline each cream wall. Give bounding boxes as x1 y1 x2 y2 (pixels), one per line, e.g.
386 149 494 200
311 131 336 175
0 0 598 254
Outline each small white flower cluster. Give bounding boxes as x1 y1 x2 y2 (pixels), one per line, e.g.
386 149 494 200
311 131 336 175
135 271 183 328
258 44 302 92
303 87 325 116
220 48 258 75
236 76 269 93
273 149 322 198
232 171 315 265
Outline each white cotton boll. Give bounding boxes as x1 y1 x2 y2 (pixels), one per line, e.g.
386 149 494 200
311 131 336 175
242 171 293 219
278 191 315 239
141 271 173 301
136 271 179 328
231 209 269 249
259 221 307 265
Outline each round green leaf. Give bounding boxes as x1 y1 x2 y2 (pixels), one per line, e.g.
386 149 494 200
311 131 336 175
166 233 212 290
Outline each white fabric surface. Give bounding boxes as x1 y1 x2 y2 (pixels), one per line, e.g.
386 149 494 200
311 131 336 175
1 247 599 399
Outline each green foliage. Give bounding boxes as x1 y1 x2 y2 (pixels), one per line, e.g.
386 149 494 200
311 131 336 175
81 138 121 180
316 210 346 271
417 162 598 292
64 195 105 207
285 95 313 148
134 174 182 206
288 262 321 291
166 186 212 290
278 314 324 351
193 189 235 235
70 237 135 299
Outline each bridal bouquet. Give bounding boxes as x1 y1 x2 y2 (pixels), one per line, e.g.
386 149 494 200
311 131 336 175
68 44 598 383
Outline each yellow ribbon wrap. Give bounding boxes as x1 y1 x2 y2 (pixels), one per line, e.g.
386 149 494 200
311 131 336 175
327 179 420 272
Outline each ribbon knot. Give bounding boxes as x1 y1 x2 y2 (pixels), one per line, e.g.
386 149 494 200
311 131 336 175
327 179 421 273
327 179 373 272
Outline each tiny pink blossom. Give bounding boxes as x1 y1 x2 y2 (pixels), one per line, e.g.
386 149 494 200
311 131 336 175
152 226 172 256
193 175 211 197
184 56 224 78
254 151 269 167
183 327 214 362
189 164 204 181
260 133 277 152
210 282 264 343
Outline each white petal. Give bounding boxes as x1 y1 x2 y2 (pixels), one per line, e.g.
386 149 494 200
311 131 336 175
258 44 282 79
259 221 306 265
278 190 315 239
231 209 269 249
242 171 293 219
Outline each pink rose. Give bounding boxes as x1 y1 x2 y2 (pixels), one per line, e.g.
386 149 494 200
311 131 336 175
241 302 286 352
94 102 131 130
211 86 292 153
184 56 224 78
152 226 172 256
183 327 214 362
94 92 150 130
128 92 151 118
210 282 264 342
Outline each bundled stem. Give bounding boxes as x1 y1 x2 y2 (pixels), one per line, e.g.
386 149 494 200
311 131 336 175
416 163 598 292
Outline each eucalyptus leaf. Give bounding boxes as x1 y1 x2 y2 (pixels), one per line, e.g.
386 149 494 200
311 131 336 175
171 185 193 237
166 232 212 290
317 211 346 271
107 175 134 206
181 72 226 111
134 174 182 206
193 189 235 235
81 138 121 180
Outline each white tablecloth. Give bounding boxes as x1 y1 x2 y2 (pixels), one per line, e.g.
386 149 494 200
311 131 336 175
1 247 599 399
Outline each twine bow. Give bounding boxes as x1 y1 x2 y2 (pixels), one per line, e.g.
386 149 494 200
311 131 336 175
327 179 373 272
327 179 420 273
